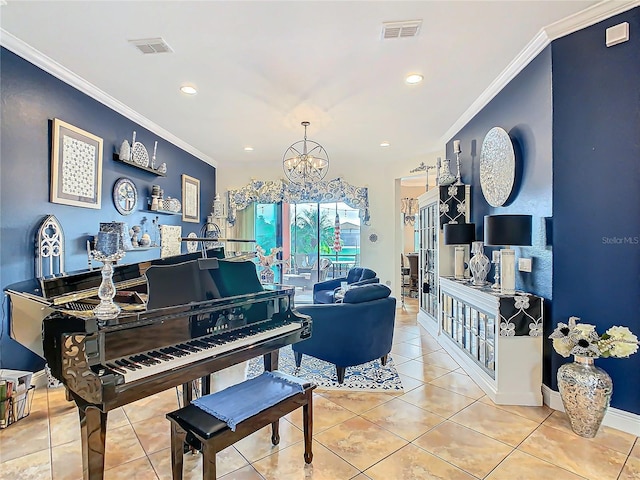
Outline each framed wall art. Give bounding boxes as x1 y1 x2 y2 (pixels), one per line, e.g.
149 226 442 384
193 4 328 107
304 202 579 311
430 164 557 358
50 118 103 209
182 174 200 223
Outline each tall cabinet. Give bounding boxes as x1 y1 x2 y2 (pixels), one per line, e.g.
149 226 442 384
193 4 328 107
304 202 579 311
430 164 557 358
417 185 470 335
417 189 438 326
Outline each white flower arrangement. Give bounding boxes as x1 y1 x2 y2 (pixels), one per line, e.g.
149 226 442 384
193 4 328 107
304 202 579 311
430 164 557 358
255 245 282 267
549 316 639 359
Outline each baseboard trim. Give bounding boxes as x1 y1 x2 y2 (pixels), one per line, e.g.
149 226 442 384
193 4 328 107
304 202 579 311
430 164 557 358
542 384 640 437
419 313 640 435
31 369 48 388
416 311 439 338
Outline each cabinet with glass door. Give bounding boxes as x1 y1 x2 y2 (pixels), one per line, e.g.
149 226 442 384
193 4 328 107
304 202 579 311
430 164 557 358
417 189 439 330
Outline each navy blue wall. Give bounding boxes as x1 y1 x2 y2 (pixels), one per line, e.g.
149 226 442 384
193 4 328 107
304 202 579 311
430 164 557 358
445 47 554 299
0 48 217 372
552 8 639 414
448 7 639 415
445 45 554 394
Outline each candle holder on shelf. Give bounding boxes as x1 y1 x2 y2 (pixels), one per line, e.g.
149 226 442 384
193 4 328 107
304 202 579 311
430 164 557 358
453 140 463 186
91 232 125 321
151 141 158 170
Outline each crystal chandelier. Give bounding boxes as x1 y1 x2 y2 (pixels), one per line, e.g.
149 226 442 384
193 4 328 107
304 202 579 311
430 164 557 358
282 121 329 185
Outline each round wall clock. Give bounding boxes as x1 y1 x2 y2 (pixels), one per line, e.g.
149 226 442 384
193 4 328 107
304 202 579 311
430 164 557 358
479 127 516 207
113 177 138 215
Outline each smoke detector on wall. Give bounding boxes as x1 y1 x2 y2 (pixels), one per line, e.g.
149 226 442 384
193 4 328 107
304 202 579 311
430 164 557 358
128 37 173 54
382 20 422 40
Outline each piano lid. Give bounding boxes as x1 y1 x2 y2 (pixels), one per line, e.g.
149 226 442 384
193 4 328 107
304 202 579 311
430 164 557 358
4 250 222 304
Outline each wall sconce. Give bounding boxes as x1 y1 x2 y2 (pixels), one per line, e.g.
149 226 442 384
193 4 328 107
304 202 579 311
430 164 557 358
484 215 532 294
401 198 419 225
443 223 476 279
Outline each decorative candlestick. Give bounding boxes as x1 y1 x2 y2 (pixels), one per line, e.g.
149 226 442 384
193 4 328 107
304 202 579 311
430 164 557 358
92 232 125 321
491 250 501 290
453 140 463 186
152 141 158 169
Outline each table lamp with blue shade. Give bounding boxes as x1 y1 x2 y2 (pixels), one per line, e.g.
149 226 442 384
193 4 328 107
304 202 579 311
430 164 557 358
443 222 476 280
484 215 532 295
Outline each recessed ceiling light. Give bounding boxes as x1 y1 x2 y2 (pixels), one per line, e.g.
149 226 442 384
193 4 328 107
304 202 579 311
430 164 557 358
180 84 197 95
380 142 390 147
244 146 254 152
405 74 423 85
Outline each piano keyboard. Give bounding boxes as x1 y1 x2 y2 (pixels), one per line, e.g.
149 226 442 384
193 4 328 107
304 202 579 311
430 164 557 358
104 320 303 384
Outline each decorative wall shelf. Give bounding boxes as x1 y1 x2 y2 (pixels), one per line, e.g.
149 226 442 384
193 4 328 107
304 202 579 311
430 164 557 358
148 203 181 215
113 154 166 177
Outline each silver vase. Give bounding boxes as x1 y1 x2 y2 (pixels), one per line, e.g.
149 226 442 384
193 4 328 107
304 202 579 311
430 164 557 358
438 158 456 186
557 355 613 438
468 241 490 286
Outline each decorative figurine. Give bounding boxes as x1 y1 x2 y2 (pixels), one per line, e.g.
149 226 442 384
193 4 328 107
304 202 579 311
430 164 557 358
119 140 131 161
130 225 141 247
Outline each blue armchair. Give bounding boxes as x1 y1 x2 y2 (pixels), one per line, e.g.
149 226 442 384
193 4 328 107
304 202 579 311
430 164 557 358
312 267 379 304
293 284 396 383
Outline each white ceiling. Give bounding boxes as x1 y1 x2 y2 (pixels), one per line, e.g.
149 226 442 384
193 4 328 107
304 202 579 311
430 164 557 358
1 1 600 175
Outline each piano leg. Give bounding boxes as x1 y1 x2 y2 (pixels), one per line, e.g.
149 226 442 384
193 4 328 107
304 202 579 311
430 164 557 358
201 375 211 396
78 403 107 480
263 351 281 445
182 381 193 406
263 350 279 372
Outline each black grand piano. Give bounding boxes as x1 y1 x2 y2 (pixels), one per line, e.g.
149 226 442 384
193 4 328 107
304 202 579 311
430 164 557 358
5 250 311 480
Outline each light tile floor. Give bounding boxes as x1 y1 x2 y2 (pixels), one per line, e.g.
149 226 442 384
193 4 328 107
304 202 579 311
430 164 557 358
1 299 638 480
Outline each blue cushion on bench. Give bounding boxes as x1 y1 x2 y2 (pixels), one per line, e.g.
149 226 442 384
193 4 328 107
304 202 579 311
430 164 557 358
192 371 305 431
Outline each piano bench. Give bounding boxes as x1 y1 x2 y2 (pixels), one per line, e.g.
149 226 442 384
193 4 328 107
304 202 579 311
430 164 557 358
166 373 316 480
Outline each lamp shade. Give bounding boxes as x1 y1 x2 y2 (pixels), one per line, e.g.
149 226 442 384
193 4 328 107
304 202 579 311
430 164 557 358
443 223 476 245
484 215 532 246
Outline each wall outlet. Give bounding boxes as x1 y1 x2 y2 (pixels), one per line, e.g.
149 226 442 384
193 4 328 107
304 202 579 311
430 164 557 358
518 258 532 273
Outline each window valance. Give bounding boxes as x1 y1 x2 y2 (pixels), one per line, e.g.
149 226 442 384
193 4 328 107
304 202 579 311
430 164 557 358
227 178 370 225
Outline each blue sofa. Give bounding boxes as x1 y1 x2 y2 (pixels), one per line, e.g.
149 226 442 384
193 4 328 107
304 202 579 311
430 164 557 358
312 267 379 304
293 283 396 383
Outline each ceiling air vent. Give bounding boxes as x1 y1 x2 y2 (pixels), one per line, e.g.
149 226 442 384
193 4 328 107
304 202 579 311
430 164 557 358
128 37 173 54
382 20 422 40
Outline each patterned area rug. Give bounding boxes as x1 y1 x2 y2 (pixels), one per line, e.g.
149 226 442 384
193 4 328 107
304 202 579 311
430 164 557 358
246 345 403 393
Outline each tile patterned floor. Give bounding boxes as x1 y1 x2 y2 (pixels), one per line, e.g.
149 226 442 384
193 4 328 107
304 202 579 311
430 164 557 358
1 299 638 480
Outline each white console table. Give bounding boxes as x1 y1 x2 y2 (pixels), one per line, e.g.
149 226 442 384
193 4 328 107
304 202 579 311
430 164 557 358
437 277 543 406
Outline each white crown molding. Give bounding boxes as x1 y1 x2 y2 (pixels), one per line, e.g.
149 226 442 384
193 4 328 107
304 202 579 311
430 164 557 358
441 0 640 145
542 384 640 437
0 28 217 168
